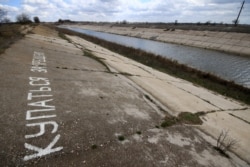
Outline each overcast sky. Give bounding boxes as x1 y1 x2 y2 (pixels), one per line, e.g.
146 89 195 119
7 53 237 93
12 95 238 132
0 0 249 24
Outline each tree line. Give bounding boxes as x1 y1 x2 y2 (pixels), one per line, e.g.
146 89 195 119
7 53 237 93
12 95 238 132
0 8 40 24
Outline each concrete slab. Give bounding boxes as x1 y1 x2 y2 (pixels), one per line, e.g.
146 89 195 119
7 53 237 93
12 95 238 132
207 43 222 49
229 46 245 53
230 33 247 40
225 39 241 46
192 36 204 42
242 35 250 41
130 76 219 114
213 38 229 45
173 82 245 111
216 32 228 38
242 47 250 55
219 44 232 52
227 109 250 123
200 111 250 163
237 40 250 47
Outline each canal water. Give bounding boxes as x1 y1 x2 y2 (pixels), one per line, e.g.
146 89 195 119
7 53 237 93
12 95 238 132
64 26 250 88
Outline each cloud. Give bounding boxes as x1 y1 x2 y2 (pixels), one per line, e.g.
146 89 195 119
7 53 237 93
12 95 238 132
0 4 19 21
1 0 249 24
23 0 49 5
0 4 19 12
208 0 247 4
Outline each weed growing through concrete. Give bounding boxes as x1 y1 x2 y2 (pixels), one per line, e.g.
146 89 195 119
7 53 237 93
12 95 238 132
58 32 71 43
118 135 125 141
91 144 98 149
214 130 238 158
161 117 177 128
136 131 142 135
161 112 204 128
178 112 203 125
83 50 111 72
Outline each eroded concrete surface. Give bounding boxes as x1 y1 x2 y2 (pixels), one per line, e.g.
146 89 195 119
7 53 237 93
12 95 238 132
0 25 249 166
67 34 250 165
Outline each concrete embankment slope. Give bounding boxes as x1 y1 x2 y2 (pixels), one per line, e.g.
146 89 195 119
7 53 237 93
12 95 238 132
71 24 250 57
0 25 249 166
67 34 250 164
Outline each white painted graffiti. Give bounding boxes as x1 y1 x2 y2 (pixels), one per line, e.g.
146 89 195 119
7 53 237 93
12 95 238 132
24 135 62 161
31 51 47 73
24 51 63 161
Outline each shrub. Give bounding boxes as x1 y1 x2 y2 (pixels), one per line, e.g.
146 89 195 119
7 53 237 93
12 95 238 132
16 13 32 24
33 16 40 23
215 130 238 157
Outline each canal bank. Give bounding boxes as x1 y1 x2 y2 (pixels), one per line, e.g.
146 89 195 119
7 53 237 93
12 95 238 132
69 24 250 57
64 33 250 164
2 24 249 166
57 25 250 163
62 26 250 89
58 27 250 104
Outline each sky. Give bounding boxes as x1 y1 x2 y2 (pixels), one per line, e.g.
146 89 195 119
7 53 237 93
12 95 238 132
0 0 249 24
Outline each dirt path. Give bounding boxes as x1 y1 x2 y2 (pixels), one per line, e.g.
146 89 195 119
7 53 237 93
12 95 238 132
0 25 249 166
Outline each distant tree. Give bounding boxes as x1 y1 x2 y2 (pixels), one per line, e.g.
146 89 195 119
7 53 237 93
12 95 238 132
33 16 40 23
205 21 211 25
1 18 11 23
174 20 178 25
58 19 63 23
0 8 7 23
16 13 32 24
122 20 127 24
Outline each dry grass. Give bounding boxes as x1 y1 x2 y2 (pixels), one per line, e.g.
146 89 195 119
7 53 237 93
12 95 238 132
0 24 23 54
161 112 204 128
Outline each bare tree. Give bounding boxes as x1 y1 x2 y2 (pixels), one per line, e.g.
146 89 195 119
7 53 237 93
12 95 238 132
1 18 11 23
0 8 7 23
122 20 127 24
16 13 32 24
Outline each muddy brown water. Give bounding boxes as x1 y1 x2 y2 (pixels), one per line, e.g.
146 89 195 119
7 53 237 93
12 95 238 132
64 27 250 88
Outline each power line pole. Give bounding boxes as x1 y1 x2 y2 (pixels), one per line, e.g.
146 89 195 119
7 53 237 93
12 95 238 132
234 0 245 26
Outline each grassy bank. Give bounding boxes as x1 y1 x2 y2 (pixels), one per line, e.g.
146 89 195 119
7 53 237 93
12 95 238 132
56 27 250 105
0 24 23 54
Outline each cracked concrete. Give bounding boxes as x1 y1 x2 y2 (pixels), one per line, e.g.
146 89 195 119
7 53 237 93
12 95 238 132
0 25 249 166
67 34 250 164
67 35 248 113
